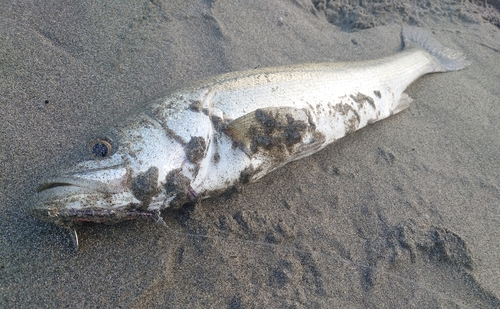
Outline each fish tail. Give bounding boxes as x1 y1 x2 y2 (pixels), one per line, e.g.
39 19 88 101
402 25 471 72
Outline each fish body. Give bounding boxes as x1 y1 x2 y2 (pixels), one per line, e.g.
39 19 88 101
28 26 470 228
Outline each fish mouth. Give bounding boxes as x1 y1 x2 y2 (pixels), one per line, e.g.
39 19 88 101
36 177 108 194
28 176 145 225
37 182 82 192
28 177 114 224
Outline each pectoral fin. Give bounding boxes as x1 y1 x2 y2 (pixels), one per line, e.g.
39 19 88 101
224 106 324 159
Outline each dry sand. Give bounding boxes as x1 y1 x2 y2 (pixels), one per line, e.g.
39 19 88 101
1 0 499 308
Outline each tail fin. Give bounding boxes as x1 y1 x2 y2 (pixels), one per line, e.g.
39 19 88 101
402 26 471 72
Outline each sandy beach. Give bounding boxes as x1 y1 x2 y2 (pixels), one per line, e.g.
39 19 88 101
1 0 499 308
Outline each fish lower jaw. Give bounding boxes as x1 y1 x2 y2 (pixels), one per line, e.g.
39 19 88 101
35 189 139 209
48 195 158 225
62 197 138 211
29 186 145 224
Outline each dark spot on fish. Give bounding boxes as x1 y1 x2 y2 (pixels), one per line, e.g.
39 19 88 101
249 109 283 153
333 101 349 115
188 100 202 112
202 108 210 116
345 114 359 134
350 92 376 109
239 166 255 185
131 166 159 209
304 108 316 128
162 125 187 146
284 114 308 147
213 152 220 163
249 109 285 153
334 102 360 133
255 109 278 133
251 130 273 151
334 103 361 126
374 90 381 98
210 115 231 132
165 169 193 209
185 136 206 163
44 100 49 104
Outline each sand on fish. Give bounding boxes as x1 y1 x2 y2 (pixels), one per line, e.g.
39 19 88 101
1 0 500 308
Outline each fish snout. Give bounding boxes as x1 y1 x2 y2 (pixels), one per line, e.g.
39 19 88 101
26 200 59 223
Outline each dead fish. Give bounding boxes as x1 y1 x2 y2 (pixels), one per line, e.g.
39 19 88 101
27 26 470 248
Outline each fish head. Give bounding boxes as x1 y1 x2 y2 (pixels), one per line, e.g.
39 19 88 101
27 116 189 226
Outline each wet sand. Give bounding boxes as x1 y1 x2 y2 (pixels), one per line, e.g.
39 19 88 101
1 1 500 308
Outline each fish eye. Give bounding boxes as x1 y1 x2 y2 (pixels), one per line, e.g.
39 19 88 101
91 139 113 158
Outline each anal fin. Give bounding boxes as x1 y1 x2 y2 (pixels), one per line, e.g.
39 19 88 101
391 92 413 115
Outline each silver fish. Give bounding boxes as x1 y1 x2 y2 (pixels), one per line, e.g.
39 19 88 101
27 26 470 244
